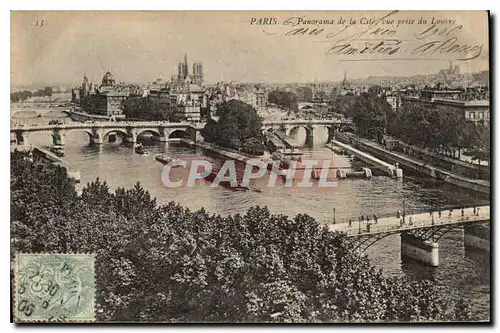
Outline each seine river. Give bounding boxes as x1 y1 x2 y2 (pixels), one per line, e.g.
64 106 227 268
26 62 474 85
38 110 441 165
13 111 491 320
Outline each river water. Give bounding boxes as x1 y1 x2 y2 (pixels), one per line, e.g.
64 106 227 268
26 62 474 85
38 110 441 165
13 112 491 320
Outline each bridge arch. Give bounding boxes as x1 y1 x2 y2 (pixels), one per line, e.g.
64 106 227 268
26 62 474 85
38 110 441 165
103 129 128 139
79 129 95 142
136 129 161 139
169 129 190 139
313 124 336 144
11 110 39 118
339 124 356 133
287 125 312 146
351 220 487 254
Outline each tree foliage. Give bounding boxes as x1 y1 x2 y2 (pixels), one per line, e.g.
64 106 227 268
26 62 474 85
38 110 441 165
201 100 264 151
122 97 176 121
344 93 391 142
268 91 299 111
336 93 490 158
11 87 53 103
11 151 478 322
387 101 490 157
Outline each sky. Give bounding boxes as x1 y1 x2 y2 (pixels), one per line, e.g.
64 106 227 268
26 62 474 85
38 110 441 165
11 11 489 88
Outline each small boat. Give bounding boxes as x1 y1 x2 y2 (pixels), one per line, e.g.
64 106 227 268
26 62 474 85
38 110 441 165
278 148 303 157
204 164 249 191
50 145 65 157
135 144 148 155
155 154 183 167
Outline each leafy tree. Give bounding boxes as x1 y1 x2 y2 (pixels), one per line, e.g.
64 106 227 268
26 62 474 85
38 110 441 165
268 91 299 112
201 100 264 150
10 151 482 322
344 93 391 142
42 86 53 97
467 124 490 163
11 90 33 103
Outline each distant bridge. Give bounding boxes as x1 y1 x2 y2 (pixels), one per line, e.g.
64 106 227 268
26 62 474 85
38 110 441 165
262 119 355 144
329 205 490 266
10 121 203 146
11 118 355 146
11 107 71 118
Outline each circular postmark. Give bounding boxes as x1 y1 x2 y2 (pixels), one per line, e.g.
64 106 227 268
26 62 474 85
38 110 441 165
15 254 95 322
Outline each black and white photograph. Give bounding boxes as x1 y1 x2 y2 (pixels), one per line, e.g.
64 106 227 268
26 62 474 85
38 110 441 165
9 10 491 323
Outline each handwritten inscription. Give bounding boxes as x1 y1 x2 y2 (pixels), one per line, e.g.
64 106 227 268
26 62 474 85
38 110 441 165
14 253 95 322
255 11 485 62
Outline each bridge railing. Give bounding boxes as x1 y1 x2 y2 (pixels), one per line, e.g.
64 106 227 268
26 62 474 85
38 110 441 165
262 118 353 125
10 120 201 132
342 210 490 237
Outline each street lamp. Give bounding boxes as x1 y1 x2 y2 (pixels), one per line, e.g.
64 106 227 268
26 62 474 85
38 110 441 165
403 200 406 224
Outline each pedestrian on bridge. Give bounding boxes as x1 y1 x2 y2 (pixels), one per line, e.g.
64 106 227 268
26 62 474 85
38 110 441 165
438 210 442 218
373 214 378 224
473 206 477 215
349 219 352 227
461 208 465 217
397 210 401 219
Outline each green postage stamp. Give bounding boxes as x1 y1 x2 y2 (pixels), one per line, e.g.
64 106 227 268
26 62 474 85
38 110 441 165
13 253 95 322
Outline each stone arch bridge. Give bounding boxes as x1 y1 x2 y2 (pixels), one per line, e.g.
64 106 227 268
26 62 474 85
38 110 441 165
11 119 354 146
262 119 355 144
10 121 203 146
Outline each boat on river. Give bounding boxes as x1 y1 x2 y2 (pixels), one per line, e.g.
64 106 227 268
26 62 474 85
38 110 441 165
278 148 303 157
50 145 65 157
204 163 250 191
135 144 148 155
155 154 183 167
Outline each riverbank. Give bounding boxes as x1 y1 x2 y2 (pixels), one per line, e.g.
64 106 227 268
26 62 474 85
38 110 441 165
178 138 266 165
336 134 489 195
26 145 81 183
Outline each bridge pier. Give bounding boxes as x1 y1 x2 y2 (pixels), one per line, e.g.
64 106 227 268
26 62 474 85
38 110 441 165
90 135 103 145
51 129 66 146
464 223 490 252
124 128 137 144
16 132 30 146
195 131 204 143
393 168 404 178
152 135 167 142
401 232 439 267
124 133 137 143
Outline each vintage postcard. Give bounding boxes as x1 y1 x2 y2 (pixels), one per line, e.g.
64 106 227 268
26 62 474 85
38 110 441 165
10 11 490 323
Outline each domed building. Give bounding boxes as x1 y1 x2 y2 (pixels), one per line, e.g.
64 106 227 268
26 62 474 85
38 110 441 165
101 71 116 87
73 71 130 117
